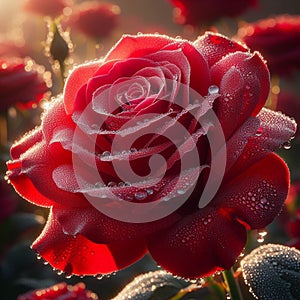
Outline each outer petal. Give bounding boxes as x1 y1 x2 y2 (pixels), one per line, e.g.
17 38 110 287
32 210 147 275
215 153 290 229
194 32 248 67
104 34 175 62
53 206 180 244
7 141 86 208
147 207 247 278
211 51 269 137
64 60 101 115
229 108 297 176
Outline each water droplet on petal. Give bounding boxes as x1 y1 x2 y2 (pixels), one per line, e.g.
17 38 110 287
208 85 219 95
107 181 116 187
134 191 148 200
146 188 154 195
177 189 186 195
36 254 41 260
101 151 111 158
260 198 267 204
255 127 263 137
57 270 63 275
283 141 291 150
130 148 137 153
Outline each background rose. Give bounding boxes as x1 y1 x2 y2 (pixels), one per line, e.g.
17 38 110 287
18 282 98 300
168 0 258 26
67 1 120 41
237 15 300 76
0 57 51 111
7 32 296 279
23 0 73 17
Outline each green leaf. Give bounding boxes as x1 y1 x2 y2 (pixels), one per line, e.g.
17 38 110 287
112 270 188 300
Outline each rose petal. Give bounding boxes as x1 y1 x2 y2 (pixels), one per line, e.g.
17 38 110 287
194 32 248 67
10 126 42 160
64 60 101 115
7 141 86 208
53 206 180 244
211 51 269 137
229 107 297 176
147 207 247 278
215 153 290 229
32 210 147 275
104 34 175 62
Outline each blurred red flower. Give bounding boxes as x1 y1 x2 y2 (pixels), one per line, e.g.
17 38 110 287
23 0 73 17
0 180 17 223
18 282 98 300
0 57 51 111
287 209 300 250
276 91 300 137
237 15 300 76
7 32 296 279
68 1 120 40
168 0 257 26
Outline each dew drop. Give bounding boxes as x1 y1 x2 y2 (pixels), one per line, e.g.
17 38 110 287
134 191 148 200
130 148 137 153
255 127 263 137
65 274 72 279
260 197 267 204
107 181 116 187
96 274 104 280
36 254 41 260
118 182 125 187
283 141 291 150
43 261 49 265
146 188 154 195
177 189 186 195
208 85 219 95
95 182 102 188
57 270 63 275
226 292 231 299
101 151 111 158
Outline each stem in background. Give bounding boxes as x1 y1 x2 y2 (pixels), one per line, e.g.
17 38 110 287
222 268 243 300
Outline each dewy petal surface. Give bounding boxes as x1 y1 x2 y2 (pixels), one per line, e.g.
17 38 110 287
147 207 247 279
32 210 147 275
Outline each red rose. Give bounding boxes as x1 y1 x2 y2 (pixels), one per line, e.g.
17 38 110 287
0 57 51 111
18 282 98 300
7 32 296 278
68 1 120 40
23 0 73 17
168 0 257 26
237 15 300 76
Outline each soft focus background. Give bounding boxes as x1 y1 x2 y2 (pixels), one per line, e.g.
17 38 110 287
1 0 300 299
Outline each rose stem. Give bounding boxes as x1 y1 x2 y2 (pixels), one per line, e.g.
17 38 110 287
222 268 243 300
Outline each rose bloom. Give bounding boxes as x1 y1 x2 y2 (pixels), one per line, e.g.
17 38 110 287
68 1 120 40
237 15 300 76
7 32 296 278
168 0 257 26
23 0 73 17
18 282 98 300
0 57 51 111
